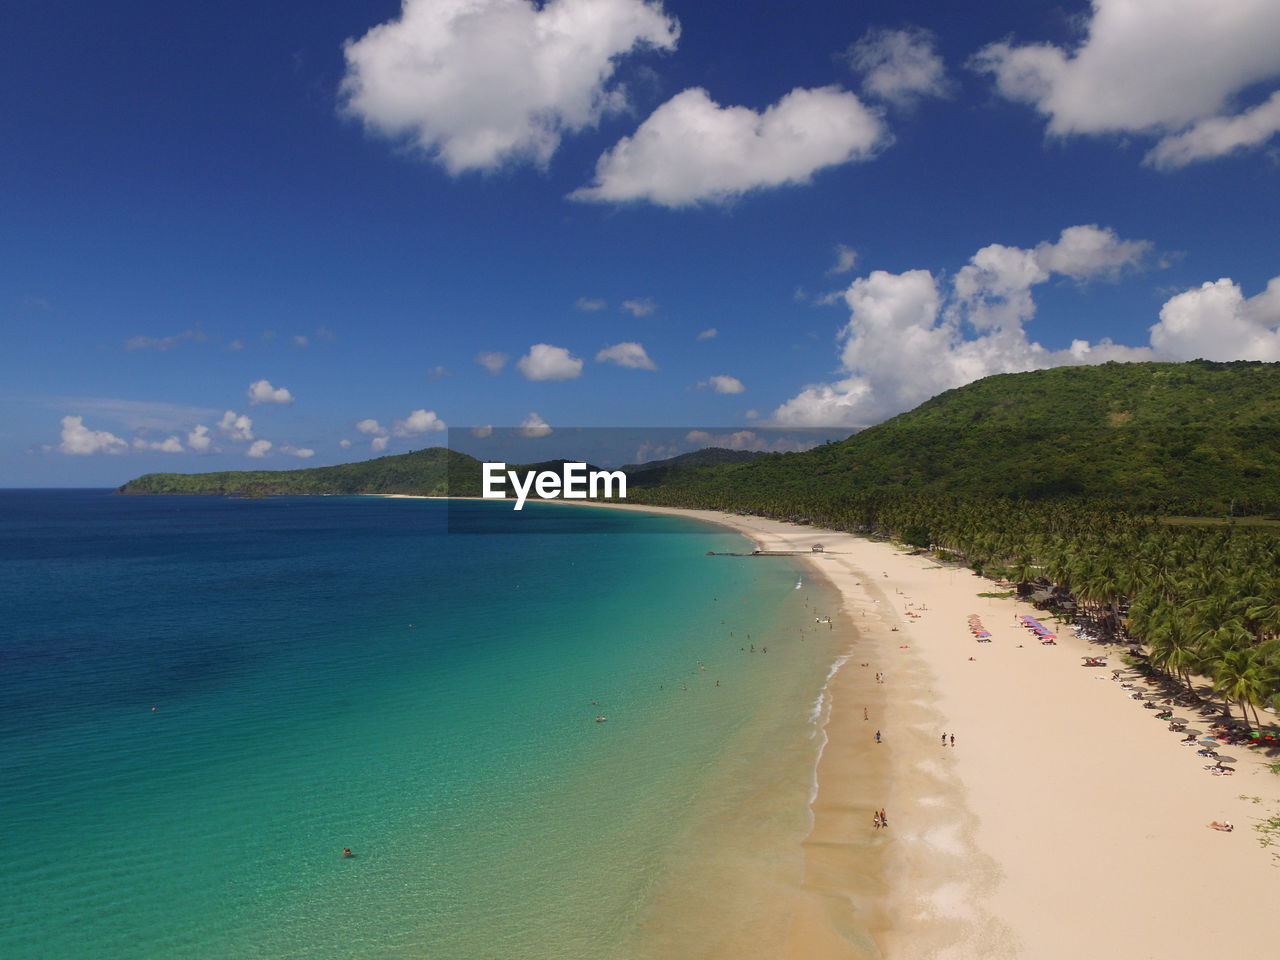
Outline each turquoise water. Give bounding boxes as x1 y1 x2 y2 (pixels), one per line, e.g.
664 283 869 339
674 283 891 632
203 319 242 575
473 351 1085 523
1 492 845 959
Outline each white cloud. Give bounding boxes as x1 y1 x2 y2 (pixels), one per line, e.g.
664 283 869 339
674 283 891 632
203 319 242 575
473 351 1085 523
700 374 745 394
696 327 718 340
470 425 494 438
427 364 454 380
281 445 316 459
684 428 818 453
131 436 184 453
621 297 656 317
475 351 509 375
58 416 127 455
218 410 255 442
228 339 245 351
393 408 447 436
1033 224 1152 281
973 0 1280 167
356 419 387 436
340 0 679 173
519 412 552 437
575 297 607 311
595 341 657 369
292 334 310 347
773 225 1160 427
950 225 1149 331
247 440 273 458
517 343 583 380
848 26 949 106
1146 91 1280 169
187 424 213 453
572 85 886 207
339 438 353 449
827 243 858 275
371 436 390 453
246 379 294 405
1149 277 1280 360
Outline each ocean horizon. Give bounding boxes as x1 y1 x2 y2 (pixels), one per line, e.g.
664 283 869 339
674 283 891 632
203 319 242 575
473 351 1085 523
1 491 849 959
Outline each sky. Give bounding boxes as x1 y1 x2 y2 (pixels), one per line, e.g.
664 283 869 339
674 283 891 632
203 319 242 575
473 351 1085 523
4 0 1280 486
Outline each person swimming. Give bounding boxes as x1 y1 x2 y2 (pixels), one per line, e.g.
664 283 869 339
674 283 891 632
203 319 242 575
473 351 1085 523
342 848 354 858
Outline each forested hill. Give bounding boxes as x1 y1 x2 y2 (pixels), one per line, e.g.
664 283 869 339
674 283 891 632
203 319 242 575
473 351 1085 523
628 361 1280 515
118 361 1280 513
117 447 480 497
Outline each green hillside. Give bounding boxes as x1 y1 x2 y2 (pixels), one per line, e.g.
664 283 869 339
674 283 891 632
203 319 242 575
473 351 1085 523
630 361 1280 515
118 361 1280 513
621 447 765 488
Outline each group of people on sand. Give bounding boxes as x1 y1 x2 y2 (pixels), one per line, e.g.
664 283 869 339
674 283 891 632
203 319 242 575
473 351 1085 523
873 808 889 829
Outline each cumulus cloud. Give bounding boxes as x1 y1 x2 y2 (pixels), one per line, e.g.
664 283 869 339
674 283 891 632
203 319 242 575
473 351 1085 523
470 425 494 438
696 327 718 340
572 85 886 207
246 379 294 405
281 445 316 458
58 416 127 455
973 0 1280 167
371 436 390 453
218 410 255 442
699 375 745 394
131 436 184 453
475 351 509 375
621 297 656 317
340 0 679 173
356 418 387 436
773 224 1160 427
517 343 583 380
595 341 657 369
187 424 214 453
427 365 454 380
518 412 553 438
246 440 273 458
393 408 447 436
292 334 310 347
950 225 1150 331
1149 277 1280 360
684 428 819 453
575 297 607 311
339 438 353 449
847 26 949 106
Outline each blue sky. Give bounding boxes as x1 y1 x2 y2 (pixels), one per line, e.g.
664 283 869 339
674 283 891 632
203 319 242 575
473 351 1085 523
4 0 1280 486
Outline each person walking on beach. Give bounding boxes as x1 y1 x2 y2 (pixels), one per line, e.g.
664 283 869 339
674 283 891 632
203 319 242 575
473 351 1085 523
941 733 947 745
879 808 888 828
875 729 881 743
864 707 869 720
950 734 955 747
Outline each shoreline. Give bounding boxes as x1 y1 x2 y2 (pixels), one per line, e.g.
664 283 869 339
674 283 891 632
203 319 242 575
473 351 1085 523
390 495 1280 955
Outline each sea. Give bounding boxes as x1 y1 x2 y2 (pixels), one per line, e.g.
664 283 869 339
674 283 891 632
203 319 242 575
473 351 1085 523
0 491 849 959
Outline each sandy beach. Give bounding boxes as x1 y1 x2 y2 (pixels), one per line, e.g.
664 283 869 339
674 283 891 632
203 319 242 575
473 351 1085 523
554 501 1280 958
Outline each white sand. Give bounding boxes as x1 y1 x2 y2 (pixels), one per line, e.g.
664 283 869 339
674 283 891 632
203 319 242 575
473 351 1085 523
571 502 1280 958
